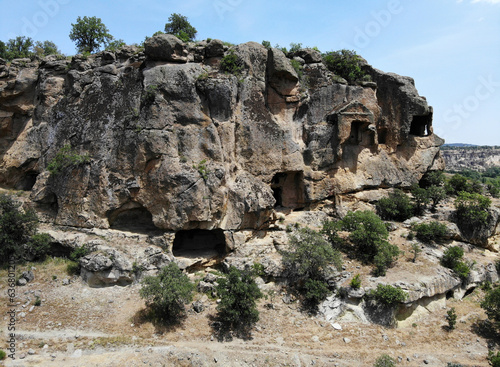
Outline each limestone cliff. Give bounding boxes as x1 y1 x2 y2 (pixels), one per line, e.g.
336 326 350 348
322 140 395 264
0 35 444 232
442 146 500 172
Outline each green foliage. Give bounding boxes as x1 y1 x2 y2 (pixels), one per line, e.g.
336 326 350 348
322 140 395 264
410 243 421 262
34 297 41 306
69 244 92 262
69 16 113 54
446 174 475 195
193 159 209 180
0 193 38 263
481 286 500 331
282 227 342 309
47 144 90 175
411 186 430 215
0 349 6 360
373 354 396 367
3 36 34 60
412 221 448 244
427 185 447 211
488 350 500 367
33 40 61 58
290 59 303 79
420 171 445 188
350 274 361 289
376 189 415 221
441 246 470 281
25 233 51 261
288 42 302 54
66 260 80 275
220 50 243 75
369 284 407 306
105 39 126 52
454 191 491 230
164 13 197 42
252 262 265 278
446 307 457 330
373 242 400 276
261 40 271 49
215 266 263 335
341 210 389 261
141 84 158 105
321 219 343 248
139 262 194 323
322 49 366 84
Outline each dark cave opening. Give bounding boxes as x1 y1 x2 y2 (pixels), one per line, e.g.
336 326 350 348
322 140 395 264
108 202 158 233
16 171 39 191
172 229 226 258
378 128 388 145
270 171 305 210
410 115 432 137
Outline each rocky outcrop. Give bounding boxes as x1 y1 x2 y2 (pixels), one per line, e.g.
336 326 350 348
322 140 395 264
0 35 443 234
442 147 500 172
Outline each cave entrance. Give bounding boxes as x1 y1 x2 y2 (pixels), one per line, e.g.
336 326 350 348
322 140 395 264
16 171 39 191
271 171 305 210
410 115 431 137
378 128 388 145
108 202 158 233
172 229 226 258
348 120 375 146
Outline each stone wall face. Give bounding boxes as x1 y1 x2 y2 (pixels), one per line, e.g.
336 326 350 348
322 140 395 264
0 36 444 231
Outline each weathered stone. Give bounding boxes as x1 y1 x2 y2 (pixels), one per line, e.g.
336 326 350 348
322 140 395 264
22 270 35 282
205 39 225 58
144 34 188 62
289 48 322 64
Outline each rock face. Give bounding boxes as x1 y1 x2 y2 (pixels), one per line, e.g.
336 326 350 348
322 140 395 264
442 147 500 172
0 35 444 233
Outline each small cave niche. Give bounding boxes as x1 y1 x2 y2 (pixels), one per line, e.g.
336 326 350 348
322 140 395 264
410 115 432 137
271 171 305 210
15 171 39 191
172 229 226 258
377 128 388 145
35 192 59 219
446 290 454 299
108 202 158 233
348 120 375 146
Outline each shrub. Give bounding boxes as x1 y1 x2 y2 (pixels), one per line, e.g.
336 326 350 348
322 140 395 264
350 274 361 289
47 144 90 175
410 243 421 263
290 59 303 79
0 350 5 360
25 233 51 261
420 171 445 188
0 193 39 263
69 244 93 262
373 242 400 276
373 354 396 367
441 246 470 281
411 186 430 215
220 50 243 75
412 221 448 244
427 185 447 211
446 174 472 195
288 42 302 54
215 266 262 335
446 307 457 330
320 219 343 249
303 278 329 306
488 350 500 367
66 260 80 275
139 262 194 323
261 40 271 49
455 191 491 231
481 287 500 331
164 13 197 42
34 297 41 306
369 284 407 306
341 210 389 262
322 49 366 84
376 189 415 221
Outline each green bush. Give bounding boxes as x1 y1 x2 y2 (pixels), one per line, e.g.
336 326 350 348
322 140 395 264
410 243 421 263
454 191 491 231
69 244 93 261
350 274 361 289
446 174 473 195
369 284 407 306
290 59 303 79
215 266 262 335
47 144 90 175
412 221 448 244
372 242 400 277
481 287 500 331
374 354 396 367
341 210 389 261
427 185 447 211
139 262 194 323
320 219 343 249
25 233 51 261
164 13 197 42
261 40 271 49
0 193 39 263
376 189 415 221
322 49 366 84
446 307 457 330
420 171 445 188
441 246 470 281
488 350 500 367
220 50 243 75
282 227 342 309
411 186 430 215
0 349 5 360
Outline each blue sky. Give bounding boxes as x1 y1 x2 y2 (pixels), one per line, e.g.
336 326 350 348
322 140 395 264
1 0 499 145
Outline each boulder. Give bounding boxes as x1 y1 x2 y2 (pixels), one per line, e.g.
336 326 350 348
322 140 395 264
289 48 322 64
267 48 299 96
204 39 225 58
144 34 188 62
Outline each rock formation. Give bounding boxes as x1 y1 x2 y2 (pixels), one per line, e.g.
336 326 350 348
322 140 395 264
0 36 444 237
442 146 500 172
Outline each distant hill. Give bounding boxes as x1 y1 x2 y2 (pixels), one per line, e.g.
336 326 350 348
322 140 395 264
441 145 500 171
441 143 478 148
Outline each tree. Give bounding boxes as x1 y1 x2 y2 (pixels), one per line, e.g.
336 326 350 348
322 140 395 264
4 36 34 60
446 307 457 330
455 191 491 229
69 16 113 54
0 194 39 263
139 262 194 323
481 287 500 331
376 189 415 221
164 13 197 42
33 40 60 57
215 266 263 338
322 49 366 84
0 40 6 60
427 185 447 211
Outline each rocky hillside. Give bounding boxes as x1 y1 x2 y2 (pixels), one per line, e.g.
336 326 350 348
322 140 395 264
442 146 500 172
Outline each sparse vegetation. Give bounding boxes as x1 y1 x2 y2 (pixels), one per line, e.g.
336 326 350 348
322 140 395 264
410 243 422 262
369 284 407 306
47 144 90 176
350 274 361 289
139 262 194 324
164 13 197 42
193 159 209 180
376 189 415 221
488 350 500 367
481 286 500 331
0 350 5 360
220 50 243 75
322 49 366 84
373 354 396 367
446 307 457 330
412 221 448 244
